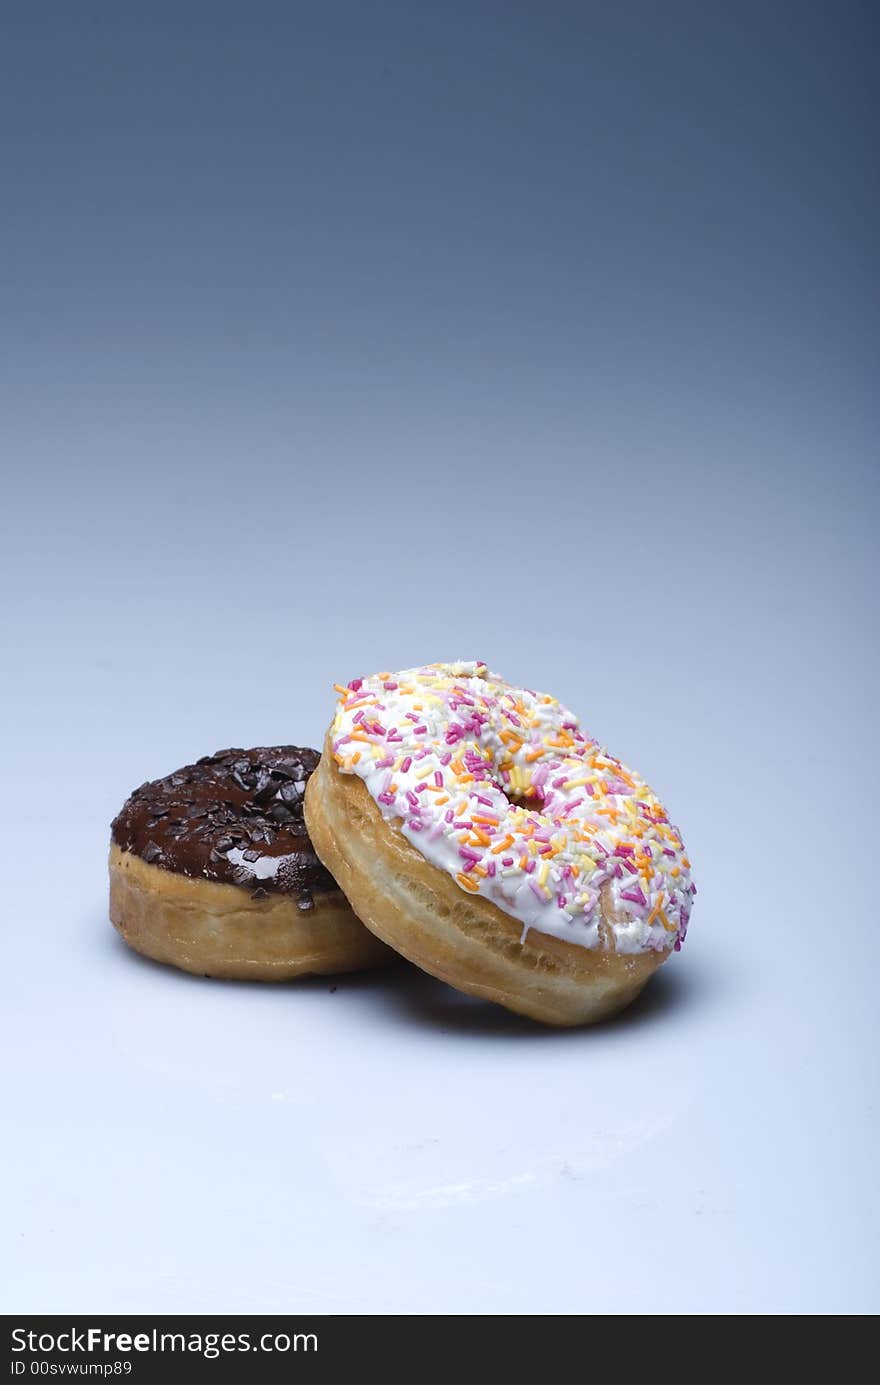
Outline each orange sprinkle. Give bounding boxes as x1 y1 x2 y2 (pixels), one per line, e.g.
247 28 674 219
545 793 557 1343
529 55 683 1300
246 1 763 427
648 893 666 925
435 795 450 806
491 834 515 854
456 872 480 893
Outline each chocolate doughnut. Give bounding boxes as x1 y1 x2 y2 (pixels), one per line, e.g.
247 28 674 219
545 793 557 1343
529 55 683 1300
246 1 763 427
110 746 391 979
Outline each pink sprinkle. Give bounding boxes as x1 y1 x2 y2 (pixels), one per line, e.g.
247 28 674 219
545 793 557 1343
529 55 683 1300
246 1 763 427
440 752 452 766
352 710 365 725
502 856 514 866
524 859 536 875
528 880 545 901
384 681 398 690
406 790 419 808
476 795 493 808
378 792 396 806
416 784 428 794
486 861 496 877
453 820 473 829
461 859 477 873
663 848 676 858
434 771 444 787
400 756 412 773
347 678 362 692
413 725 427 735
386 729 402 742
552 776 567 789
620 886 647 907
557 895 567 910
408 819 423 832
444 810 454 823
459 846 482 862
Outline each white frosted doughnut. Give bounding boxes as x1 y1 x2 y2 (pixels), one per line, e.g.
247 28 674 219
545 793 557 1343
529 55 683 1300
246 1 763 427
328 662 694 954
304 661 697 1024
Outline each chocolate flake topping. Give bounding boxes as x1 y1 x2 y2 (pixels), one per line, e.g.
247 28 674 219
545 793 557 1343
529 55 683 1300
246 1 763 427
111 746 336 904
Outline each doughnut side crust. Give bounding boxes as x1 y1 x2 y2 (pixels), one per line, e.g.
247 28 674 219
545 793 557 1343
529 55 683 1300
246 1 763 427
109 843 392 980
305 734 667 1026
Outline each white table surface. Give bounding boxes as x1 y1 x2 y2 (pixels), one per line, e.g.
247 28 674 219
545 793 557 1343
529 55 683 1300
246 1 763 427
2 432 876 1316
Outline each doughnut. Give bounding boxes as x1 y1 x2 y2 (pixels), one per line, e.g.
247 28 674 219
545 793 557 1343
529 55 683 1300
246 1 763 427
305 662 695 1025
110 746 391 979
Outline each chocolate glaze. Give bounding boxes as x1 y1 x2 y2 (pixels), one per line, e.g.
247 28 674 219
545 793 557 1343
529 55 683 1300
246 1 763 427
111 747 336 910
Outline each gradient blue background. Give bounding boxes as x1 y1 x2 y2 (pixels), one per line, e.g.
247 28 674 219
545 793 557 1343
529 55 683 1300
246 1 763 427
2 2 877 1313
